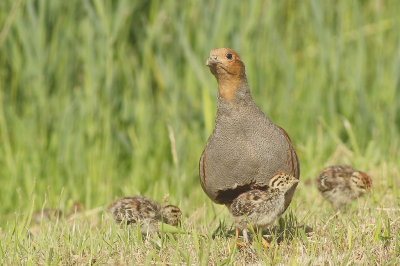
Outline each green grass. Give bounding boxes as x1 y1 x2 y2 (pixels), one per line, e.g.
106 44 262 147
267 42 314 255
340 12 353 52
0 0 399 264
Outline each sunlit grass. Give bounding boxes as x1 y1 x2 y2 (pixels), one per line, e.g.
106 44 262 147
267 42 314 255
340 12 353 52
0 0 399 264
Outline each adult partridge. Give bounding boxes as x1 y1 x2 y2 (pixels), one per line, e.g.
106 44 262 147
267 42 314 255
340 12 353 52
199 48 300 210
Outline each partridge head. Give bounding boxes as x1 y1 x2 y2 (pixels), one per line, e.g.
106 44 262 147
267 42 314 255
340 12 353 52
350 171 372 195
269 171 300 192
160 205 182 226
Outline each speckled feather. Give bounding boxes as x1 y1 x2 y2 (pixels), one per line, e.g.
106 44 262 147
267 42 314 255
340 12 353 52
315 165 372 211
107 196 182 233
200 48 300 209
229 189 279 217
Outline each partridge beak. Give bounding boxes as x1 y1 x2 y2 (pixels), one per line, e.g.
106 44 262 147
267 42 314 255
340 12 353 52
206 55 218 67
293 179 300 183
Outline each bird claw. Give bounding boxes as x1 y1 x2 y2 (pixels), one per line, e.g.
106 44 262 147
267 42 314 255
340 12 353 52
261 237 270 248
229 240 247 250
236 241 247 248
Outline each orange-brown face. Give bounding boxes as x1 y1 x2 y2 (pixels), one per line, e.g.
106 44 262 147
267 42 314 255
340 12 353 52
351 171 372 193
206 48 245 78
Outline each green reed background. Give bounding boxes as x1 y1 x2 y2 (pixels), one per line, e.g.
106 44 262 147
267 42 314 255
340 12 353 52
0 0 399 222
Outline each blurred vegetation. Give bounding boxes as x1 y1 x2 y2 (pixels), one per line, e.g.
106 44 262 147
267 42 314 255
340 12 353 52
0 0 399 223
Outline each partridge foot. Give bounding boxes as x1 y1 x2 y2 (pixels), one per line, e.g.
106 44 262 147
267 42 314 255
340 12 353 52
261 237 270 248
254 228 270 248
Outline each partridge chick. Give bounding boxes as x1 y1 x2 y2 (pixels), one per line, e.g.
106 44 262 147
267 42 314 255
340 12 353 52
107 196 182 234
32 208 62 224
315 165 372 211
229 172 299 246
200 48 299 213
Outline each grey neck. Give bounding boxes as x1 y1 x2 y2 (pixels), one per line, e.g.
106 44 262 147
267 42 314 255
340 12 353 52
216 78 254 110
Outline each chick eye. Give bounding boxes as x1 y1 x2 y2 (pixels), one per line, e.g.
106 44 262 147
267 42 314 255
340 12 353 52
226 53 233 60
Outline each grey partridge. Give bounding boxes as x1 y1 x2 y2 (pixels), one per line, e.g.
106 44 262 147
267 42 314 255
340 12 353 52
199 48 300 211
229 172 299 246
107 196 182 234
315 165 372 211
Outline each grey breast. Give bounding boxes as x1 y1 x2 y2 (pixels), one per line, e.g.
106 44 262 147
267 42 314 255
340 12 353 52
201 99 295 205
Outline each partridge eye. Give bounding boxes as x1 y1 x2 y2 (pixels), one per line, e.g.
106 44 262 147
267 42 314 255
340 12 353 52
226 53 233 60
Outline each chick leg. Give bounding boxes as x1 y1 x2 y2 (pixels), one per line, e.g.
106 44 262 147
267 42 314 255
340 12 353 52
235 227 239 242
231 228 247 248
255 228 270 248
242 228 249 243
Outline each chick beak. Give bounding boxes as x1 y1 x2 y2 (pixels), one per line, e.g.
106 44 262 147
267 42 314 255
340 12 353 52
206 55 218 67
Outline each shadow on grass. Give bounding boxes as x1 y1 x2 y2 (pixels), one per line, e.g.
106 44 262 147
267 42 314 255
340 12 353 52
264 210 313 244
212 219 236 239
211 210 314 245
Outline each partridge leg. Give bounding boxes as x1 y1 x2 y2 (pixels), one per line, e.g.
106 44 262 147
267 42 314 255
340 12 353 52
235 228 239 242
231 228 247 248
242 228 249 243
255 228 270 248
